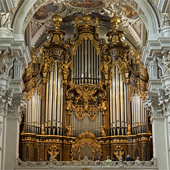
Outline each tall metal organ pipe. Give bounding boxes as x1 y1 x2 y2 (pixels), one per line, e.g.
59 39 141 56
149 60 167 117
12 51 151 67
110 66 133 135
26 90 41 134
42 63 63 135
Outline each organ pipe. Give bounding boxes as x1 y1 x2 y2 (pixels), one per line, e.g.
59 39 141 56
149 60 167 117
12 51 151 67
52 63 57 126
120 74 124 125
110 85 112 135
116 67 120 128
45 82 49 128
60 85 63 135
48 71 53 126
57 77 61 134
124 83 127 127
112 71 116 132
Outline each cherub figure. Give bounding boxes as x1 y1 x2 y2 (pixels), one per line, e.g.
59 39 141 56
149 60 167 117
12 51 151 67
100 126 106 137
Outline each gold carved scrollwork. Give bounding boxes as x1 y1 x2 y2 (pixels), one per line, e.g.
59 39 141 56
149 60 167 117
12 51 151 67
66 82 106 121
114 146 125 159
48 146 59 161
72 131 101 161
66 125 72 137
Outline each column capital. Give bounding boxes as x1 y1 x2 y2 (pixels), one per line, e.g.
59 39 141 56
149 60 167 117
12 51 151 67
8 93 27 123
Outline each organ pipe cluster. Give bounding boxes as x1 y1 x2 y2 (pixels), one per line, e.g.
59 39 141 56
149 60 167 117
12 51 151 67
23 11 149 138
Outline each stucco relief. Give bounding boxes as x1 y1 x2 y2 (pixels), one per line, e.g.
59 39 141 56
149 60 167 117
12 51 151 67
158 13 170 30
163 51 170 75
0 50 10 75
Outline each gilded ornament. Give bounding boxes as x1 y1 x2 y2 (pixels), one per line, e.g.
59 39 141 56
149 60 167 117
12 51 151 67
110 12 121 31
66 125 72 137
100 126 106 137
99 54 111 84
48 146 59 161
60 53 73 83
114 146 125 160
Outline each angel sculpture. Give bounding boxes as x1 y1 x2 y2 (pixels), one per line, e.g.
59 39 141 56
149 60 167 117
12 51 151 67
61 53 73 83
99 54 111 83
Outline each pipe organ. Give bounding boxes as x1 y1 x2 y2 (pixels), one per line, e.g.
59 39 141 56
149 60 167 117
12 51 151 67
21 12 152 162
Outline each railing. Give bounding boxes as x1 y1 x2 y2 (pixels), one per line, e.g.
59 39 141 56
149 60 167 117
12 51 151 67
15 156 157 169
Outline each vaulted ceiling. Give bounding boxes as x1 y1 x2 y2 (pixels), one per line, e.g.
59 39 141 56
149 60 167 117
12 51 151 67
1 0 163 50
27 0 151 50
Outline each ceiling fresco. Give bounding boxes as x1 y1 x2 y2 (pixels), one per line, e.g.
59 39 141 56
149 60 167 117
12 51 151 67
69 0 103 8
30 1 145 49
33 3 57 20
63 12 110 22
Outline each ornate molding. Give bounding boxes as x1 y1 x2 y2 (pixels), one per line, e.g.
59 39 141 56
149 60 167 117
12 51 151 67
15 156 157 168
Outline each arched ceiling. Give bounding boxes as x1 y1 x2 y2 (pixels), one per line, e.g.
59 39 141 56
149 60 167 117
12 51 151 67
11 0 160 50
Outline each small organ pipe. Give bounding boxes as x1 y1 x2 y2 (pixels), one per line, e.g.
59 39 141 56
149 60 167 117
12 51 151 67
120 74 124 125
57 77 61 134
91 44 93 84
110 85 113 134
81 41 84 81
28 100 31 132
45 82 49 127
36 94 39 127
124 84 127 127
76 49 78 84
116 67 120 127
142 100 144 124
132 96 134 127
138 96 141 123
135 94 138 127
48 71 53 126
88 39 90 83
94 46 96 84
79 44 81 84
60 86 63 134
85 39 87 81
53 63 57 126
112 71 116 129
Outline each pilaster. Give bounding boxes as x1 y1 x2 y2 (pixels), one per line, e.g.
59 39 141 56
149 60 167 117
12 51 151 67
5 93 26 170
0 77 13 170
